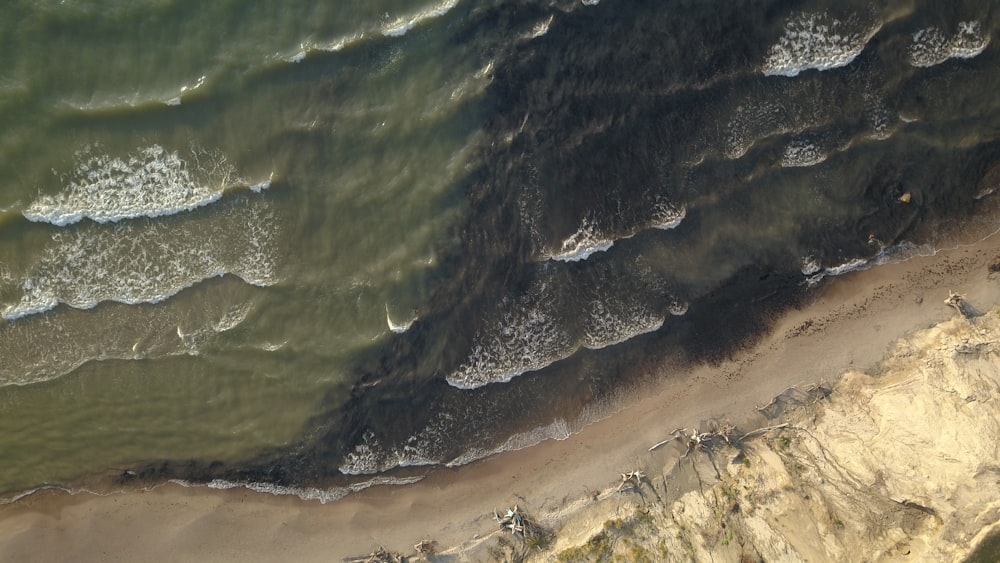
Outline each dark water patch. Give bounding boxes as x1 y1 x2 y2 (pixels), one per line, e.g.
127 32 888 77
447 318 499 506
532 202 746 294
111 0 1000 493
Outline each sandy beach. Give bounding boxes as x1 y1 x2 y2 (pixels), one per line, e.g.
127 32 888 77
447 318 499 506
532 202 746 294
4 223 1000 562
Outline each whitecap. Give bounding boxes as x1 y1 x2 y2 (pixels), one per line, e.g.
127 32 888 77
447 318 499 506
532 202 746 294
549 217 618 262
804 241 935 285
909 21 989 68
446 284 575 389
385 304 417 334
524 15 554 40
582 297 664 350
200 475 424 504
23 145 247 226
652 203 686 230
445 419 573 468
763 12 881 77
3 199 278 321
381 0 460 38
782 139 828 167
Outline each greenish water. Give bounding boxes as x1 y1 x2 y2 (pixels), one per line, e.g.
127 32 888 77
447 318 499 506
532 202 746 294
0 0 486 493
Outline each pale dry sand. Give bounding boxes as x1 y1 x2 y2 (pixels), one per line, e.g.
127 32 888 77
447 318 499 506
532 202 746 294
4 227 1000 562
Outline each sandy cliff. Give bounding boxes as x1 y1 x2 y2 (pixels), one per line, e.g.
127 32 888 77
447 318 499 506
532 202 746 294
533 307 1000 562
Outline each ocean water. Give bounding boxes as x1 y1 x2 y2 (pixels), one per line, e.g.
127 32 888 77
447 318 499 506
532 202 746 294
1 0 999 496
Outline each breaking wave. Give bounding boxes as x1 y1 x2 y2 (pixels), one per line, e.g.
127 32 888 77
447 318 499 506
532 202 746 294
198 475 425 504
763 11 881 77
802 241 935 284
447 262 685 389
0 294 254 387
23 145 265 226
908 21 990 68
382 0 460 38
547 204 686 262
2 198 278 321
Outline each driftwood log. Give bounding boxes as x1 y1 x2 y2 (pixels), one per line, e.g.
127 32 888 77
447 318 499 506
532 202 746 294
616 470 645 492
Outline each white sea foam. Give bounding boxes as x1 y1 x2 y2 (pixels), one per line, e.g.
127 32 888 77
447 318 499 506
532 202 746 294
763 12 881 77
725 101 786 159
447 282 575 389
22 145 252 226
524 15 554 40
385 304 417 334
548 200 687 262
0 292 256 387
800 255 822 276
652 203 686 230
782 138 828 167
909 21 989 67
2 199 278 321
549 217 616 262
803 241 935 285
548 202 685 262
445 419 573 468
381 0 459 38
582 297 664 350
200 475 424 504
447 267 680 389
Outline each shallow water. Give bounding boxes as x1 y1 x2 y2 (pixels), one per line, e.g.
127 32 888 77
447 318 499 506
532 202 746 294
1 0 999 495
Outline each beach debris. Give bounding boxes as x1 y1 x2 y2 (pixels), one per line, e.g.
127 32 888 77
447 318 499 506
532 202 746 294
494 504 545 540
648 427 687 452
362 546 405 563
495 504 527 535
414 539 437 556
649 424 742 458
616 470 645 492
945 290 975 318
989 256 1000 273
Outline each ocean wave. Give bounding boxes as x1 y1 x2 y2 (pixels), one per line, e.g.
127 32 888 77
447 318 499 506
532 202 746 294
23 145 267 226
0 295 254 388
444 419 573 468
339 387 633 476
763 12 881 77
447 282 576 389
652 203 686 230
724 100 790 159
522 15 554 40
547 204 686 262
582 297 664 350
2 199 278 321
550 218 618 262
909 21 989 68
446 272 682 389
781 138 828 168
197 475 424 504
802 241 935 285
164 75 207 106
385 304 417 334
382 0 460 38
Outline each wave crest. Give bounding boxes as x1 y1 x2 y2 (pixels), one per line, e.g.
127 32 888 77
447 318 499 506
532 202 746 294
23 145 257 226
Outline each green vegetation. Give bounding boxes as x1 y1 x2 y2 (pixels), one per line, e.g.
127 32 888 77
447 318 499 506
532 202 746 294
554 510 659 562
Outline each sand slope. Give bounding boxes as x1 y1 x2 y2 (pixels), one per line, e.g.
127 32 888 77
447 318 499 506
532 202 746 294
543 307 1000 562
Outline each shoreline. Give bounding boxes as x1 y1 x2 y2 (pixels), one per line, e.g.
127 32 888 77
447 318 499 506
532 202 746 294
3 228 1000 561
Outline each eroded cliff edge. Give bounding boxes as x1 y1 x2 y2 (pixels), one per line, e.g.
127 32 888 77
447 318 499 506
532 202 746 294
509 306 1000 562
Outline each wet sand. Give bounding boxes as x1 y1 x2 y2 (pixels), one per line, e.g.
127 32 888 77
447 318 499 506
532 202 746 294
3 228 1000 561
